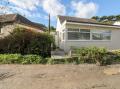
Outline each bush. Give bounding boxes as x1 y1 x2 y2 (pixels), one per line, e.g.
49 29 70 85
110 50 120 63
21 55 42 64
0 54 45 64
0 54 22 64
111 50 120 56
72 46 112 66
0 27 54 57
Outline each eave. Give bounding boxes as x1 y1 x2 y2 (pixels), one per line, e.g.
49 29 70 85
66 21 120 29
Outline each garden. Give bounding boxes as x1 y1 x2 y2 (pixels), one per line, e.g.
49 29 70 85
0 27 120 65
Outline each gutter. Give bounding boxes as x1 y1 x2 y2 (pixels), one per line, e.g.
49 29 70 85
66 21 120 29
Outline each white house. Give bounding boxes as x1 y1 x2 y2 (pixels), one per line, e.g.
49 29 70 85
56 15 120 53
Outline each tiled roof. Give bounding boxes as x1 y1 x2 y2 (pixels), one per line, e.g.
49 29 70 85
58 15 120 27
0 14 46 31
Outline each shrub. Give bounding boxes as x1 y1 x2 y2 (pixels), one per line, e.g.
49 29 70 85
0 54 44 64
0 54 22 64
0 27 54 57
110 50 120 63
47 58 55 64
72 46 111 66
111 50 120 56
21 55 42 64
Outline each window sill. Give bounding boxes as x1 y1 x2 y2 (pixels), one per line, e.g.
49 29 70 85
66 40 111 42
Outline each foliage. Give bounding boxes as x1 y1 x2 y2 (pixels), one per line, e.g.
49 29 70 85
50 26 56 32
92 15 120 25
21 55 42 64
71 47 112 65
110 50 120 63
0 54 44 64
0 54 22 64
0 52 119 65
111 50 120 56
0 27 54 57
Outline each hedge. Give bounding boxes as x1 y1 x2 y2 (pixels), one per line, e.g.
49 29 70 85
0 54 78 64
71 46 113 66
0 54 43 64
0 27 54 57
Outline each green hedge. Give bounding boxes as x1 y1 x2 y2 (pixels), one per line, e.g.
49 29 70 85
0 54 43 64
0 53 119 65
71 47 112 65
0 27 54 57
0 54 79 64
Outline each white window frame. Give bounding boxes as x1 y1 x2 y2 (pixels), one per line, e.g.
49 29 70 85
91 30 112 41
67 28 112 41
67 28 90 41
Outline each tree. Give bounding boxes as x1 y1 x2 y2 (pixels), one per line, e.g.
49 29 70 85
50 26 56 32
0 27 54 57
91 15 120 25
100 16 108 21
107 15 116 21
92 16 100 21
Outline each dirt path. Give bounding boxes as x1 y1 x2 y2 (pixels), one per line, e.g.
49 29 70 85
0 64 120 89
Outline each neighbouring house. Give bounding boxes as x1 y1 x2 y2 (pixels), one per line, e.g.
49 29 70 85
56 15 120 53
0 14 46 38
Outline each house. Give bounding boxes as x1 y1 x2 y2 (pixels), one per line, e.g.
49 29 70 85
0 14 46 38
56 15 120 53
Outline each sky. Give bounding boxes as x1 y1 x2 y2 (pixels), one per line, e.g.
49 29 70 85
0 0 120 27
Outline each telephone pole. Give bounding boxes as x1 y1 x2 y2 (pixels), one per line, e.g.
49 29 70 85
48 14 51 34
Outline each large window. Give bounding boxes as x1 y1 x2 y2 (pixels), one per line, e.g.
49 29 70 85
67 28 111 41
92 30 111 40
68 29 90 40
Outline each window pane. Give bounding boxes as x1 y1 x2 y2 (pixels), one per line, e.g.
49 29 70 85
80 29 90 32
102 30 111 34
68 32 90 40
92 33 103 40
79 33 90 40
68 32 79 40
92 30 111 33
68 28 79 32
103 34 111 40
92 33 111 40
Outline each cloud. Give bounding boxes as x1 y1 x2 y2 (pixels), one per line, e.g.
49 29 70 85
8 0 40 11
71 1 98 18
41 0 66 17
2 0 66 18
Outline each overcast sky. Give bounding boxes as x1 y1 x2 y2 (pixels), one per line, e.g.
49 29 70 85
0 0 120 27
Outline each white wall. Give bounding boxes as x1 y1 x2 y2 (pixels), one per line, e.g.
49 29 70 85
58 23 120 53
56 18 66 47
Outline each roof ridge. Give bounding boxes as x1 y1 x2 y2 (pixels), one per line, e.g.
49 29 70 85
58 15 96 21
0 13 46 31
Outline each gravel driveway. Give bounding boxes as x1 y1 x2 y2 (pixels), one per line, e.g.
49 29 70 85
0 64 120 89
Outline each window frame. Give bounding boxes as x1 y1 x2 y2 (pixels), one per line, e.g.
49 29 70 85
67 28 91 41
67 28 112 41
91 30 112 41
